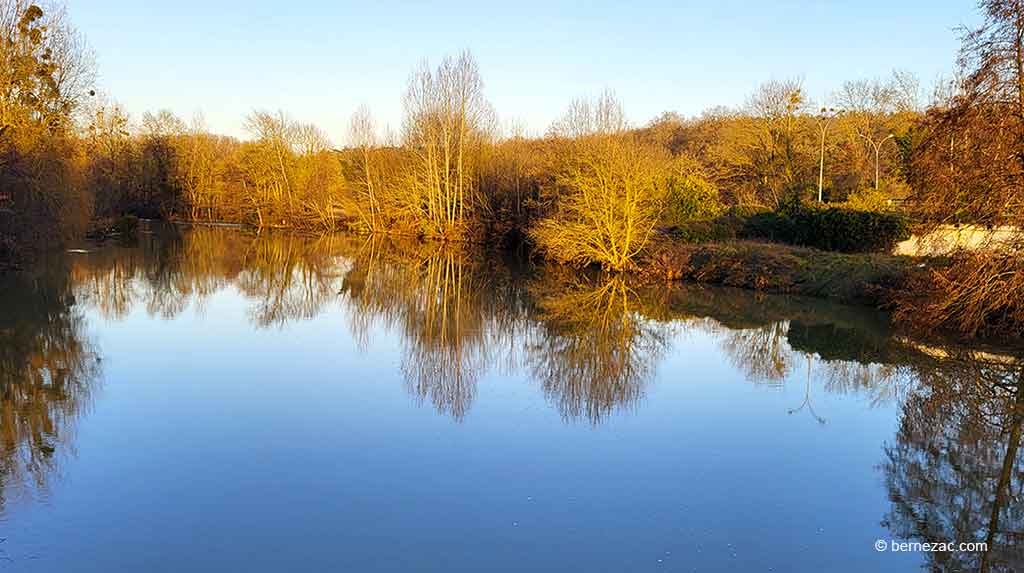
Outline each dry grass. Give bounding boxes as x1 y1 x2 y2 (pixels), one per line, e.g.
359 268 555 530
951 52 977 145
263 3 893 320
892 251 1024 341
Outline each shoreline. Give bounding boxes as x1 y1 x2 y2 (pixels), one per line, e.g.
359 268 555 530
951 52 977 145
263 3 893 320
639 239 927 308
11 217 1010 345
10 217 932 310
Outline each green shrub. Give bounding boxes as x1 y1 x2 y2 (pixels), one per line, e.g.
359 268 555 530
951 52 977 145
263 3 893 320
661 174 723 226
668 205 771 244
741 202 910 253
842 187 893 213
740 211 790 242
670 219 736 243
665 201 907 253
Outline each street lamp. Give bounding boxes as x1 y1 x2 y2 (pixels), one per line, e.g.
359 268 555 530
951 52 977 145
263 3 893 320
859 132 896 190
816 107 842 203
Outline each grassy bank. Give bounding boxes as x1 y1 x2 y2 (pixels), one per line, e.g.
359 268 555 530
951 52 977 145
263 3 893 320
636 239 1022 345
640 239 927 307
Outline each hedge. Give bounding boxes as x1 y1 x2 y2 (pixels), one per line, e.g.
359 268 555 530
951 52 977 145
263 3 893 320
667 203 910 254
742 204 910 253
668 206 770 244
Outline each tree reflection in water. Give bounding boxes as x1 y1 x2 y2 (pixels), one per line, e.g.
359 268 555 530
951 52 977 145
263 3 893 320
0 260 100 511
339 238 519 420
719 321 793 386
5 224 1024 568
882 350 1024 572
236 233 346 328
338 241 672 424
69 225 349 325
526 271 670 424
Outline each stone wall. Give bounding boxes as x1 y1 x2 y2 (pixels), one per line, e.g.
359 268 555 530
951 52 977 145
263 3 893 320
894 225 1021 256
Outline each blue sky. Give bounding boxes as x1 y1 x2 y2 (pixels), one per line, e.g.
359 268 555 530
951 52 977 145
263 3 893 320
69 1 980 144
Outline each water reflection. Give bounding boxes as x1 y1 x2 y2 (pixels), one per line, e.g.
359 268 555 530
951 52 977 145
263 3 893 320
1 224 1023 567
237 233 346 328
71 226 347 325
882 349 1024 572
57 225 927 428
0 260 100 511
340 238 521 420
720 322 793 386
526 272 670 423
340 244 671 423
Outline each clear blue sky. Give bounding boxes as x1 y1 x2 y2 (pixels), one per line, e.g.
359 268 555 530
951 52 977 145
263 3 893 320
69 0 980 144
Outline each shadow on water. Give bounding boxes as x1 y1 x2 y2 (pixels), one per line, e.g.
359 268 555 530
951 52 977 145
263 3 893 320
1 223 1023 568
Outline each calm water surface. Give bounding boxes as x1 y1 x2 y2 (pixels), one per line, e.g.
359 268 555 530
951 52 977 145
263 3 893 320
1 224 1022 572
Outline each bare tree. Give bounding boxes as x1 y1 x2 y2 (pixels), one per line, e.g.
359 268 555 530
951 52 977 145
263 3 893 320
836 72 919 190
402 50 494 237
745 78 811 206
548 90 628 138
348 103 379 230
896 0 1024 339
294 122 330 157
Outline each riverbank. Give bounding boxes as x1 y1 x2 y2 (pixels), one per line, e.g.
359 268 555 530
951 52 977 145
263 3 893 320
8 218 1021 346
640 239 928 307
638 239 1023 346
22 217 928 310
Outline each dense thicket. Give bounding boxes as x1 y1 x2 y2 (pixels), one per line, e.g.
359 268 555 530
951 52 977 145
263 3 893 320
59 73 918 263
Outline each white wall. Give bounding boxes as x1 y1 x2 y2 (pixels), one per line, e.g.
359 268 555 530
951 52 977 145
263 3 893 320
894 225 1021 256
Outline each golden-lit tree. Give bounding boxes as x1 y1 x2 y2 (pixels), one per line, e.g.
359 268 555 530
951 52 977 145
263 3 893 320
548 90 628 139
402 51 494 238
531 97 673 270
0 0 94 263
346 103 384 232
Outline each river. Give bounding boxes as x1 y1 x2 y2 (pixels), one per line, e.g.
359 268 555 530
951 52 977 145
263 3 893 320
0 223 1021 572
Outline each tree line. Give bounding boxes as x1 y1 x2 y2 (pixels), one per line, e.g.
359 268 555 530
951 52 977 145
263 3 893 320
1 1 928 263
2 0 1022 338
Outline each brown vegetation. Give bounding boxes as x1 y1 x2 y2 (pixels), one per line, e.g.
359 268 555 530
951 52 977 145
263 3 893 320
0 0 93 263
894 252 1024 340
1 1 923 269
3 0 1022 340
894 0 1024 339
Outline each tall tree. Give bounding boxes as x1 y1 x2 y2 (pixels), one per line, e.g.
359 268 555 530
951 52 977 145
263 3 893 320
897 0 1024 338
402 51 493 237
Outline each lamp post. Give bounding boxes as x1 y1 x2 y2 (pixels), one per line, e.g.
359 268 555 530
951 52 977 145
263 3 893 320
859 132 896 190
816 107 841 203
